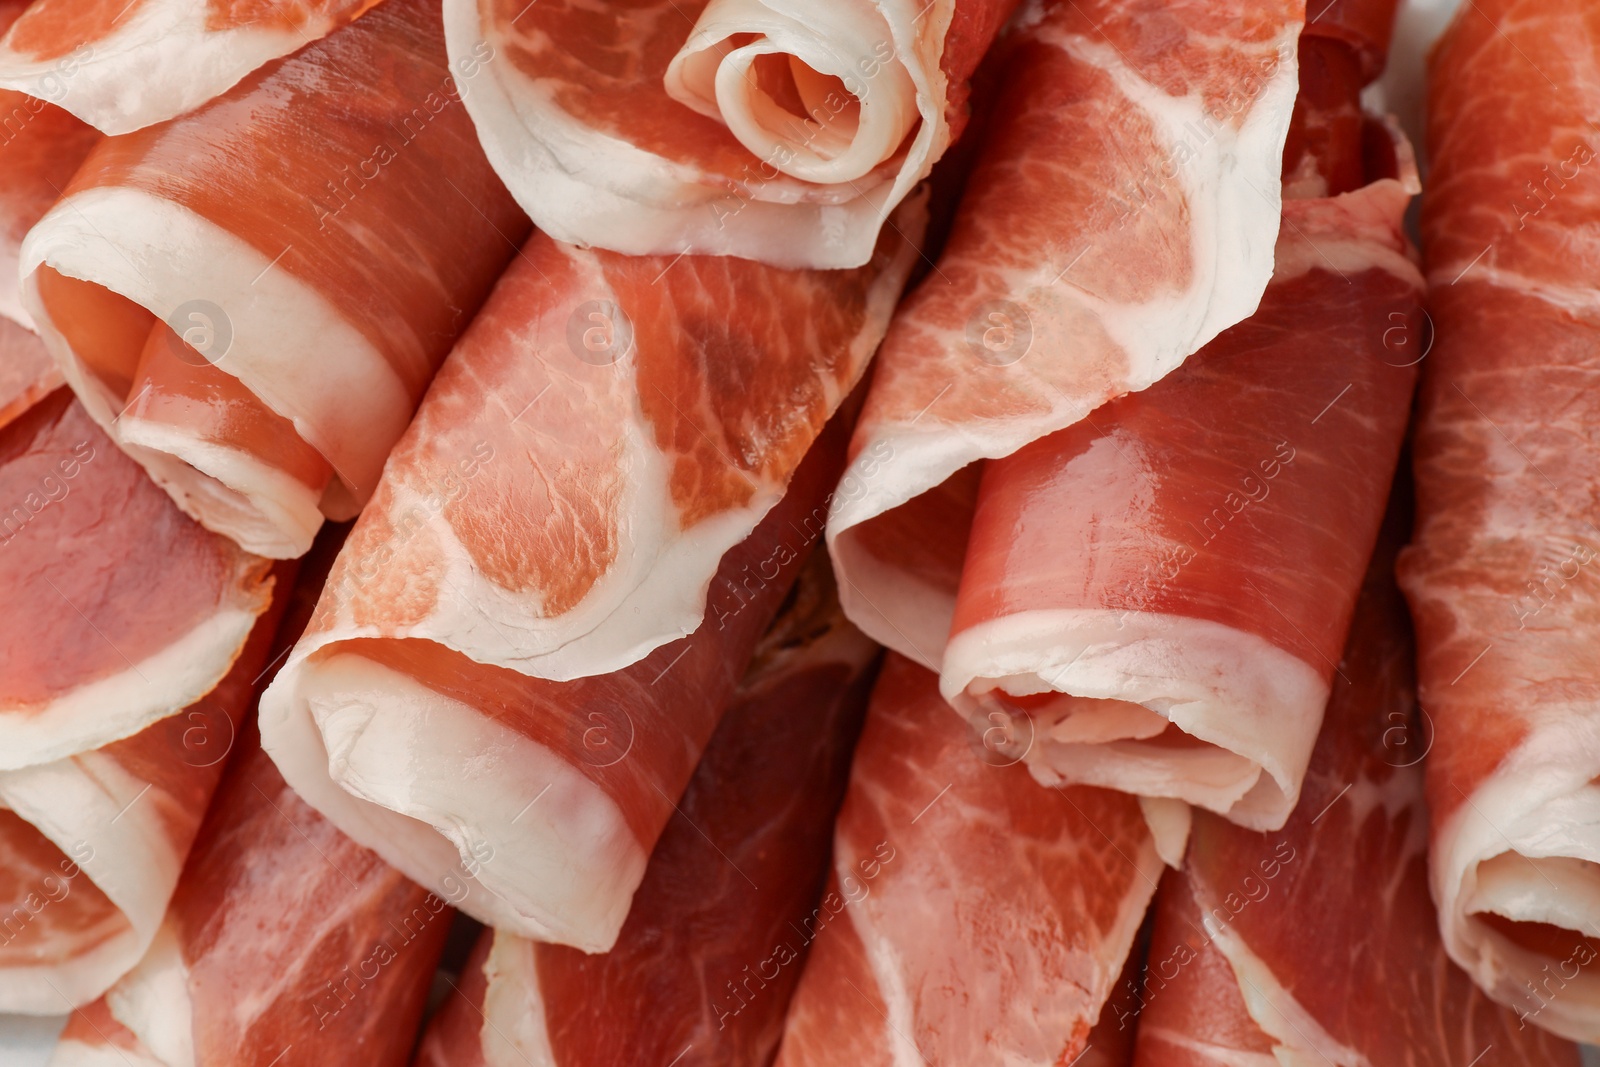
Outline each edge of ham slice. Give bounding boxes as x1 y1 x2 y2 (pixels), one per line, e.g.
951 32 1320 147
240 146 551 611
826 0 1305 668
0 0 379 134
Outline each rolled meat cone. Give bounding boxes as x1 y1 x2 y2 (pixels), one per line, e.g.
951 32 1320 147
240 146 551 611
772 653 1163 1066
0 396 283 1011
49 735 451 1067
1397 0 1600 1041
1128 505 1580 1066
0 0 380 134
415 551 878 1067
20 0 527 559
934 31 1421 829
443 0 1008 268
262 413 855 951
827 0 1304 662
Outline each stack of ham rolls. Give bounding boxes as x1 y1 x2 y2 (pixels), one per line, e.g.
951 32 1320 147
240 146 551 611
0 0 1595 1062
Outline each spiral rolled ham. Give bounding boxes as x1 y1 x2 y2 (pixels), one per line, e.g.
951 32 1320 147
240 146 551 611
772 652 1161 1067
262 413 856 952
0 393 277 1012
827 0 1304 662
1397 0 1600 1041
20 0 526 559
442 0 1007 268
0 0 380 134
415 554 877 1067
1129 509 1580 1067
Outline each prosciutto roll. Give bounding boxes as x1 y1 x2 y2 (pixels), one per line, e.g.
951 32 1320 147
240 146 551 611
442 0 1007 267
0 0 379 134
47 735 449 1067
20 0 526 559
1397 0 1600 1041
772 653 1162 1067
261 415 854 951
827 0 1304 659
0 395 279 1012
415 553 877 1067
1128 510 1580 1067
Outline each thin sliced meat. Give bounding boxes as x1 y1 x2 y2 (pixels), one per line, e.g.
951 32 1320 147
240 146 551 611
21 0 527 559
259 211 916 688
827 0 1304 662
1129 505 1581 1066
772 653 1162 1067
0 75 97 330
50 729 449 1064
0 318 59 431
934 37 1421 829
415 552 878 1067
1396 0 1600 1041
0 0 380 134
443 0 1010 268
0 547 285 1014
261 415 853 952
0 390 271 772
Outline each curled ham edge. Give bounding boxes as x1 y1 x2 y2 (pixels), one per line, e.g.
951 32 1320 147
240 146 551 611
826 6 1303 671
0 0 379 135
940 174 1423 832
442 0 952 268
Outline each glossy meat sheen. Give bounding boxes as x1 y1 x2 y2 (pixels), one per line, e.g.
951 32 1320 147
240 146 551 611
828 0 1303 669
22 0 526 556
0 0 381 133
1396 0 1600 1041
1133 513 1582 1066
420 555 879 1067
447 0 1007 265
773 654 1161 1067
0 391 269 721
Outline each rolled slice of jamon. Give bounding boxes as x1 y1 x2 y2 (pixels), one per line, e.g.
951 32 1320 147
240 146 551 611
47 731 450 1067
0 416 283 1012
1128 509 1581 1067
0 0 381 134
827 0 1304 660
415 553 878 1067
1397 0 1600 1041
20 0 527 559
772 653 1163 1067
261 414 853 951
253 209 915 686
442 0 1007 267
936 33 1422 830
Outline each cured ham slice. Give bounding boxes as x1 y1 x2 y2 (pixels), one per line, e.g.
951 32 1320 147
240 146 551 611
1128 511 1581 1067
0 319 59 431
0 391 270 772
1396 0 1600 1041
0 529 282 1013
827 0 1304 659
261 416 854 951
415 553 878 1067
442 0 1006 267
20 0 526 559
0 0 379 134
772 653 1162 1067
47 734 449 1067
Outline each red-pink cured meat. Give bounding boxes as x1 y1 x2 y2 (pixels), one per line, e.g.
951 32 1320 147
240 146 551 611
0 474 281 1014
827 0 1304 666
20 0 527 558
0 0 381 133
1130 512 1581 1067
262 415 856 951
1396 0 1600 1041
442 0 1014 267
772 653 1162 1067
415 554 878 1067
